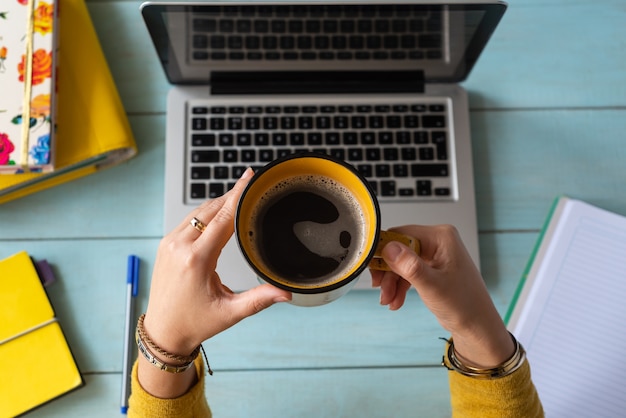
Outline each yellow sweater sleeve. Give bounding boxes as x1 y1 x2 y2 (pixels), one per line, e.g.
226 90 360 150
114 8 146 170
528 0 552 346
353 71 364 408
128 357 212 418
449 358 544 417
128 353 542 417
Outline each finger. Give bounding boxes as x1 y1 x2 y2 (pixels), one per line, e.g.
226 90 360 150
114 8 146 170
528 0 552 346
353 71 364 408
194 168 254 263
227 284 292 323
175 168 255 241
388 279 412 311
379 270 399 306
370 269 384 288
381 241 427 289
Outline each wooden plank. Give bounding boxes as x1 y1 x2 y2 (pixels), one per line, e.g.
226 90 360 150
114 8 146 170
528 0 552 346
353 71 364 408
472 109 626 231
26 368 451 418
0 232 536 373
83 1 626 114
465 0 626 109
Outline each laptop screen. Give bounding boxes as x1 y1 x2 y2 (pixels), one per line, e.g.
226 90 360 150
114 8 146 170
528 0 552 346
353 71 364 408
141 1 506 85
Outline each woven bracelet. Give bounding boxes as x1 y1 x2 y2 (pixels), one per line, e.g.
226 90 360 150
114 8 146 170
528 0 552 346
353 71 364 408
136 313 213 375
441 332 526 379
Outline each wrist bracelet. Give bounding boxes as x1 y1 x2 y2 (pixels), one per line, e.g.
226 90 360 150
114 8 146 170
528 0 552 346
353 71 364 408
441 332 526 379
136 313 213 375
136 330 196 373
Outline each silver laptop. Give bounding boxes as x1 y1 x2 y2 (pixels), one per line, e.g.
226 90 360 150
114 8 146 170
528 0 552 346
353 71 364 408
141 1 507 290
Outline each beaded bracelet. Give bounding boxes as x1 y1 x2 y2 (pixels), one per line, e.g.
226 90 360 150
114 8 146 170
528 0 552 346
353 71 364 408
136 313 213 375
441 332 526 379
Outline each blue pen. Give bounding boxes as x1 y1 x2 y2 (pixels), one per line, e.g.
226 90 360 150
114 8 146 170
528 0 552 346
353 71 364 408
121 255 139 414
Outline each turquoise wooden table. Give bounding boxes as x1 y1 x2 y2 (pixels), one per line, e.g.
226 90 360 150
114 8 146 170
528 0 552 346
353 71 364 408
2 1 626 416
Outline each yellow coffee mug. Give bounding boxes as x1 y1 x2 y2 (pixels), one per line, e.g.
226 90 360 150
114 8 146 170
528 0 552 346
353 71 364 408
236 153 419 306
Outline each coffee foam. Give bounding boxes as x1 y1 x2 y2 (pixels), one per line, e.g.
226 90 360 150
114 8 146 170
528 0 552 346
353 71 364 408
247 174 368 287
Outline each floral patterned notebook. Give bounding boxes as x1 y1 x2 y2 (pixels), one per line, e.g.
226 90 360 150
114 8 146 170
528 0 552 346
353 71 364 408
0 0 58 173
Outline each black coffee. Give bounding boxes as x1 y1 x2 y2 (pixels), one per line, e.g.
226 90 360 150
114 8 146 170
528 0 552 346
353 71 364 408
248 175 366 285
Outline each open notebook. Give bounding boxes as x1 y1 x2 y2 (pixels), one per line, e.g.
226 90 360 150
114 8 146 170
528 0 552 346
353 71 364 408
507 196 626 417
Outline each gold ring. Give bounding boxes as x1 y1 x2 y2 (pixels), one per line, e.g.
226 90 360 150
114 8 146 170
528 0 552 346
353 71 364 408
190 217 207 233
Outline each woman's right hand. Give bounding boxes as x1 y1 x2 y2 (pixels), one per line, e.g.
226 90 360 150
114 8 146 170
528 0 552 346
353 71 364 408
371 224 514 369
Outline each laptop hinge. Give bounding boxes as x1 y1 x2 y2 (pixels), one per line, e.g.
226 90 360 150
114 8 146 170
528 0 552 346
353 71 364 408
210 71 424 95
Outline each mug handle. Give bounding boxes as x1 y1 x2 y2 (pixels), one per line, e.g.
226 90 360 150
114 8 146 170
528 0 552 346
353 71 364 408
368 230 421 271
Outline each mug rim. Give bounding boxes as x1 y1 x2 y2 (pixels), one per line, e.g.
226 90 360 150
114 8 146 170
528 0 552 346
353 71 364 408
235 152 381 294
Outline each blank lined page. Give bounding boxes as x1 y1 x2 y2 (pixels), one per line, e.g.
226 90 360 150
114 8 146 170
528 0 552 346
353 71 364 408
509 199 626 417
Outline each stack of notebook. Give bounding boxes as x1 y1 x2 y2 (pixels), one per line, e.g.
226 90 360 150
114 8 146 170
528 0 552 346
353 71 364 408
0 0 137 204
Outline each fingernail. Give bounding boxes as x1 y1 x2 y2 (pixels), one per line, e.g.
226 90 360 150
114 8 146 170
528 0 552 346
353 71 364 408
241 167 254 180
383 242 403 262
274 293 292 303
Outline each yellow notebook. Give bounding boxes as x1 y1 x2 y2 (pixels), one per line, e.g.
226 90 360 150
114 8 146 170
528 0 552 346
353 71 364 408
0 0 137 204
0 251 83 418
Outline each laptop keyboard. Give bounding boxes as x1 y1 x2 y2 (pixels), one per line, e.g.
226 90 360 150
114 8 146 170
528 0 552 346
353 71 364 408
190 5 443 63
187 98 454 202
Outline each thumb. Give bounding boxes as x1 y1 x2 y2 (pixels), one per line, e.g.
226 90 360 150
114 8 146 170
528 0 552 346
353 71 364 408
382 241 426 288
230 284 292 320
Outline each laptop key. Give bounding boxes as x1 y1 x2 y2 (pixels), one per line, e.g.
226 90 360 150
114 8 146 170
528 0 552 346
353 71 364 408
308 133 322 145
290 132 305 145
192 134 215 146
191 167 211 180
376 164 391 177
381 181 396 196
272 133 287 146
214 166 229 179
393 164 409 177
192 118 207 130
192 107 209 114
411 164 449 177
232 166 247 179
366 148 381 161
236 133 252 146
343 132 358 144
401 147 417 161
329 148 345 160
259 149 274 162
219 134 234 146
325 132 341 145
357 164 373 177
190 183 207 199
208 183 224 199
255 133 269 146
396 131 411 144
432 131 448 160
241 150 256 162
422 115 446 128
192 150 219 163
223 149 238 162
347 148 363 161
383 147 398 160
417 180 432 196
334 116 349 129
210 118 225 130
419 147 435 161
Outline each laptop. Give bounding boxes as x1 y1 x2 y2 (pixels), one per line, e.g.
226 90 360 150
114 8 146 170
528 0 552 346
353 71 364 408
141 1 507 290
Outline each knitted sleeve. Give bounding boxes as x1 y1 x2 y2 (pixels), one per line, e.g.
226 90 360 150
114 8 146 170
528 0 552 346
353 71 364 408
448 358 544 417
128 357 211 418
